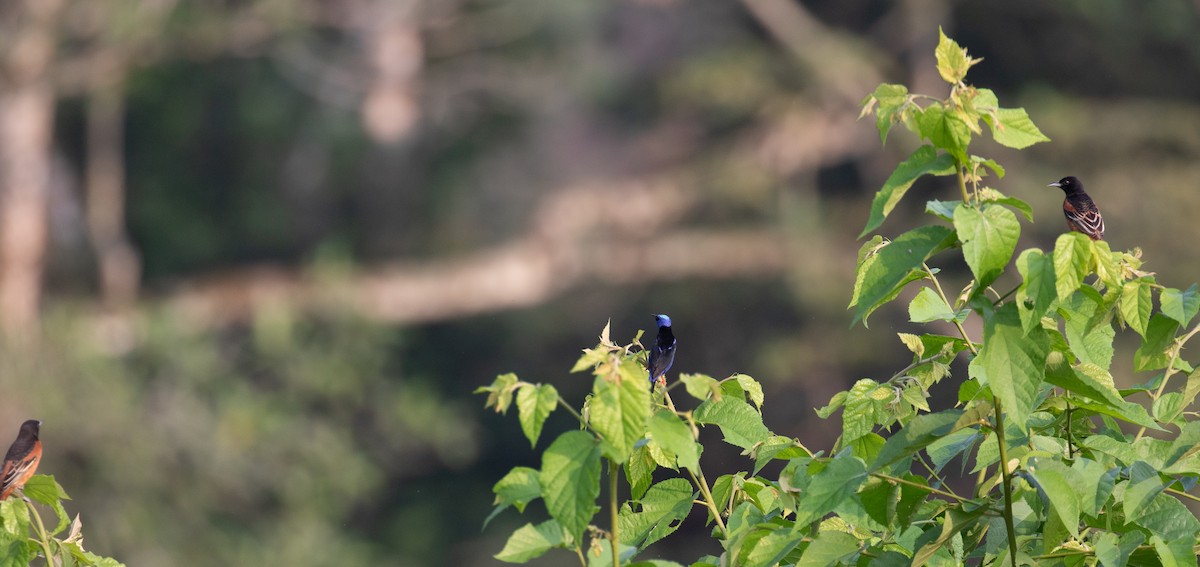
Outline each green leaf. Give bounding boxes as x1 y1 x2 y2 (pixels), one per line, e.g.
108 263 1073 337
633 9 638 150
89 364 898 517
842 379 887 443
973 303 1048 434
1015 248 1056 335
1160 284 1200 327
0 540 34 567
751 436 810 475
1123 461 1166 521
925 199 958 222
1053 233 1093 302
934 28 971 84
1094 530 1143 567
794 453 868 527
1150 535 1195 567
1135 492 1200 541
495 520 570 563
909 287 957 323
860 146 956 236
865 83 910 144
985 107 1050 149
1025 457 1080 538
516 384 558 448
1062 291 1115 369
589 361 651 463
1070 458 1115 517
1119 280 1152 337
679 373 721 402
1044 362 1159 430
1162 420 1200 469
795 530 859 566
486 467 542 527
694 397 771 450
618 478 694 549
917 105 970 163
648 411 701 473
953 203 1020 291
732 375 764 410
852 225 957 326
872 409 964 471
741 530 804 567
912 507 987 567
480 373 522 413
21 474 68 505
1134 314 1179 372
626 446 656 500
540 430 602 541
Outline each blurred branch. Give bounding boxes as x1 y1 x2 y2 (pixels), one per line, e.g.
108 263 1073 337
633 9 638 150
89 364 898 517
158 177 786 327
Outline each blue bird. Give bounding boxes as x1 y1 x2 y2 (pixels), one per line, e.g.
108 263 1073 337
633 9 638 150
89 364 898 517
647 314 676 385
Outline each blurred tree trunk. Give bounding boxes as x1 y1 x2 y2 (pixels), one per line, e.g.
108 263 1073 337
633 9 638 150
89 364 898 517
86 72 141 310
0 0 64 336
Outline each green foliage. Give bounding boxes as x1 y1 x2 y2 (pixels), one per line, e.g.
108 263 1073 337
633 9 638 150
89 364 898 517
482 32 1200 566
0 476 123 567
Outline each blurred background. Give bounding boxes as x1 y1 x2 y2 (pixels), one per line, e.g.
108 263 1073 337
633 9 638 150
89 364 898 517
1 0 1199 565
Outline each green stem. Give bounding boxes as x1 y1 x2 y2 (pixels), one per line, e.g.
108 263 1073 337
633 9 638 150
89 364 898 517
991 397 1019 567
24 498 56 564
957 166 971 204
609 461 620 567
1166 486 1200 503
869 472 975 505
575 547 587 567
1064 392 1074 459
923 263 978 355
557 397 587 427
1135 322 1200 441
687 468 727 537
915 453 960 499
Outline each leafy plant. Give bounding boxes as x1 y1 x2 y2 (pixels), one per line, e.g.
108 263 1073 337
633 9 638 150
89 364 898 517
480 30 1200 566
0 475 123 566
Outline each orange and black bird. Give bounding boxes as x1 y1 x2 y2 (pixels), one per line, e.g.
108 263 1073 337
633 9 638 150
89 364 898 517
0 420 41 500
1049 176 1104 240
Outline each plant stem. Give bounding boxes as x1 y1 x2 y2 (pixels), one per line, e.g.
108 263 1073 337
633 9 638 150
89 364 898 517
575 547 587 567
557 397 587 427
687 468 727 537
957 166 971 204
24 498 56 565
870 473 974 505
991 397 1019 567
1166 486 1200 503
609 461 620 567
923 263 978 355
915 453 960 499
1135 322 1200 441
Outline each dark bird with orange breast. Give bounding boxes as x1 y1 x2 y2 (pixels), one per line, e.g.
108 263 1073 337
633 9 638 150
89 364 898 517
1049 176 1105 241
0 420 42 500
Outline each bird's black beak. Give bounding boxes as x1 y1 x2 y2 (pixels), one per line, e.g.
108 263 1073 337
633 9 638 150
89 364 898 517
1047 181 1061 188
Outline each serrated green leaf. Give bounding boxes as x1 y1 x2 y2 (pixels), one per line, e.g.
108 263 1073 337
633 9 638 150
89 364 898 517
1134 314 1179 372
934 28 971 84
480 373 522 413
954 203 1020 291
740 530 804 567
1152 392 1184 424
1163 420 1200 469
843 379 886 444
694 397 771 450
590 361 651 463
1062 291 1115 369
794 453 867 527
732 374 764 410
909 287 957 323
540 430 602 541
815 391 847 419
1070 458 1115 517
986 107 1050 149
618 478 694 550
918 105 970 163
1053 233 1093 302
1016 248 1056 335
872 409 964 471
925 428 978 470
626 445 656 500
925 199 958 222
1119 280 1152 337
973 303 1048 434
912 506 987 567
852 225 957 326
1026 457 1080 538
1160 284 1200 327
495 520 570 563
860 146 957 236
648 411 700 472
517 384 558 448
486 467 542 527
866 83 910 144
